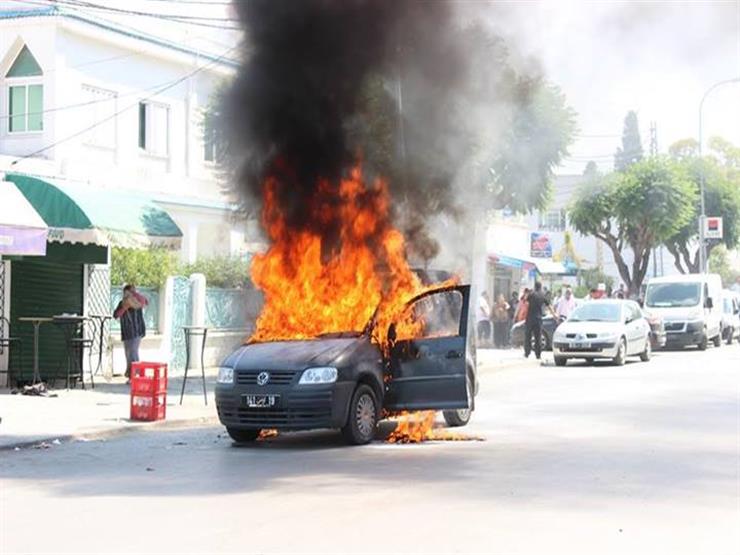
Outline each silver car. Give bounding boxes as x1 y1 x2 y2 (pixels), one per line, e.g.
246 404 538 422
552 300 652 366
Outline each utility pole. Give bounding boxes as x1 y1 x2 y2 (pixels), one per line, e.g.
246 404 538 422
698 78 740 273
650 121 658 277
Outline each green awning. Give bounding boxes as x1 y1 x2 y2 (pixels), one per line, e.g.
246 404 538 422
4 173 183 249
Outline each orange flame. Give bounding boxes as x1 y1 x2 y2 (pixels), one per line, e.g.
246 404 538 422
250 166 428 345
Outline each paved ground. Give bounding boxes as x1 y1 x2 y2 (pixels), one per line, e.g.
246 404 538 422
1 345 738 554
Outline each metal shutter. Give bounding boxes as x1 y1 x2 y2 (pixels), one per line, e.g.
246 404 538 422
10 259 84 383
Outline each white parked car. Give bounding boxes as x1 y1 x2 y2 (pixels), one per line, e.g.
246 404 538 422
721 290 740 345
552 300 652 366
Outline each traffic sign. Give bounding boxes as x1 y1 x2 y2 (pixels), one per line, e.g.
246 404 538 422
704 216 723 239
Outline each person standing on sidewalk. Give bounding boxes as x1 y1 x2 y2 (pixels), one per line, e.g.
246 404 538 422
524 282 555 360
114 284 149 379
491 294 510 348
476 292 492 346
506 291 519 346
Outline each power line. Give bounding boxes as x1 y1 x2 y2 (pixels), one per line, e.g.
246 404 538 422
10 44 237 165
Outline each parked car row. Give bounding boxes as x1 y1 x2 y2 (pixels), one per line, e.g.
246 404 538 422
511 273 737 366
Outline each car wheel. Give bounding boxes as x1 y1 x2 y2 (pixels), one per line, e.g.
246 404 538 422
698 332 708 351
226 428 260 444
443 408 471 427
639 335 652 362
727 328 734 345
554 356 567 367
613 338 627 366
341 384 378 445
585 357 595 365
712 332 722 348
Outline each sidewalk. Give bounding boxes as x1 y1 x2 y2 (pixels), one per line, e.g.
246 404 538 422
0 369 220 450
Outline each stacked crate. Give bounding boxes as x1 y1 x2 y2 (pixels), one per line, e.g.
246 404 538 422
130 362 168 421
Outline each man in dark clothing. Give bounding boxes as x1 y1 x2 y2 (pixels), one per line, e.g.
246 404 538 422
524 282 554 360
113 284 149 378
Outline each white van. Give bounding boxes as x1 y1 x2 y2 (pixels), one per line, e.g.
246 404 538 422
644 274 723 350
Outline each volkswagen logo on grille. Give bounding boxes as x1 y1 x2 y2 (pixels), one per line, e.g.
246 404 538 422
256 371 270 386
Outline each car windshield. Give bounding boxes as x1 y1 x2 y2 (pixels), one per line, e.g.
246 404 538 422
645 283 701 308
568 303 621 322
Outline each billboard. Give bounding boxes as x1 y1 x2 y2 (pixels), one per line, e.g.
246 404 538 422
704 216 723 239
530 232 552 258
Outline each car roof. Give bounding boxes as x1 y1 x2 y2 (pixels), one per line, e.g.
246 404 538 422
647 274 719 284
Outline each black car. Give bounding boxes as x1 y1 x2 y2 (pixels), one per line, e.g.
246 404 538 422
215 284 477 445
510 315 559 351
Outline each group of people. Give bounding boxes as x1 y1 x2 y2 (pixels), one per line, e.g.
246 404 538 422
477 283 580 358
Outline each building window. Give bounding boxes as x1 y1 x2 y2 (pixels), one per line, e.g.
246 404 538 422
202 109 223 164
538 209 566 231
5 45 43 133
138 101 169 156
81 85 117 148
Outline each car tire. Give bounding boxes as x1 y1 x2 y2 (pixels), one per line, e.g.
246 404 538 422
727 328 734 345
554 356 567 367
227 428 260 444
341 384 378 445
639 336 651 362
585 357 595 365
613 338 627 366
698 332 708 351
443 368 475 428
712 333 722 348
443 408 471 427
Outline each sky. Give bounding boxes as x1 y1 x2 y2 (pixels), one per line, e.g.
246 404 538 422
473 0 740 174
3 0 739 177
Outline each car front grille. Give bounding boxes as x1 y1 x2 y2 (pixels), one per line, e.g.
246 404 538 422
236 370 298 385
664 322 685 332
565 333 598 339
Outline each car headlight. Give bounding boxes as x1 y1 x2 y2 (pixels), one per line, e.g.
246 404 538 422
217 367 234 384
299 367 338 385
553 331 566 341
600 333 618 340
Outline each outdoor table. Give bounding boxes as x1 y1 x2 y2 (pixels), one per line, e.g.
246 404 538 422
52 315 91 389
180 326 209 405
17 317 54 385
87 314 113 378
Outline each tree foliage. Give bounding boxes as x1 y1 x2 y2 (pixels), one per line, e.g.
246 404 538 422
614 110 643 171
664 137 740 273
569 157 696 294
708 244 740 287
111 248 252 289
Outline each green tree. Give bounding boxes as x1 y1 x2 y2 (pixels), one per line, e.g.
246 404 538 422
614 110 643 171
110 247 178 288
664 137 740 273
708 244 740 287
569 158 696 295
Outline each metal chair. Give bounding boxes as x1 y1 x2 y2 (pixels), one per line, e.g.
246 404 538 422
0 316 24 387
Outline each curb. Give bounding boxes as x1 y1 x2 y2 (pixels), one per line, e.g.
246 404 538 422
0 414 220 452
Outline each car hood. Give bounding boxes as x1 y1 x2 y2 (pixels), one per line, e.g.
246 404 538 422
643 305 703 320
556 321 624 336
225 337 365 371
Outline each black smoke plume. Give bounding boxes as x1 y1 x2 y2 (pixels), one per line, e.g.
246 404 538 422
223 0 467 259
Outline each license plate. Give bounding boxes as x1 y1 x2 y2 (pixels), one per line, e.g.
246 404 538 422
243 394 279 408
572 342 591 349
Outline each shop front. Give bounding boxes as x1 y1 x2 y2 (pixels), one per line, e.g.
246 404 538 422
2 173 182 385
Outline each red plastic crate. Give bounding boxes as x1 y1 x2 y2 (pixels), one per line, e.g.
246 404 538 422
130 362 168 396
130 393 167 421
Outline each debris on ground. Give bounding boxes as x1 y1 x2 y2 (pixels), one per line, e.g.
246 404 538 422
11 383 58 397
146 467 155 472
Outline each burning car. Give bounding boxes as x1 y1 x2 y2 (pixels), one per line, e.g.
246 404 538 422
215 284 477 445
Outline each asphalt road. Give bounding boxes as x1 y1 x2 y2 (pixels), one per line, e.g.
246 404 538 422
2 345 739 555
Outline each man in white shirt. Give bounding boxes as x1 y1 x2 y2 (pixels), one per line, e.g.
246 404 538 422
555 287 577 319
477 292 492 344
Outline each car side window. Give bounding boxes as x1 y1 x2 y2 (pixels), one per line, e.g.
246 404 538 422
398 290 463 341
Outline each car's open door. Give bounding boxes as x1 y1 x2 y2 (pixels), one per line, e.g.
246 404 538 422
384 285 471 411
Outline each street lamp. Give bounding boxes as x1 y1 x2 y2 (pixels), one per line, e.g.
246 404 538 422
698 77 740 273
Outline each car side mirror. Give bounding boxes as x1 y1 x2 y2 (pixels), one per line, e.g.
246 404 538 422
705 297 713 309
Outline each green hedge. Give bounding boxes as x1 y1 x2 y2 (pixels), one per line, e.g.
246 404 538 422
111 247 252 289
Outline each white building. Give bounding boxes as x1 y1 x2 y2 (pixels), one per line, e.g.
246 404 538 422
0 4 248 262
0 5 254 385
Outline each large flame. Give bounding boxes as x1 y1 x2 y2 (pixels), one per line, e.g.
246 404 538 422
250 166 426 346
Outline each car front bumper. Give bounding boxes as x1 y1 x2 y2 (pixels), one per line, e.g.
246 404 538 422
215 381 355 431
553 341 619 358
